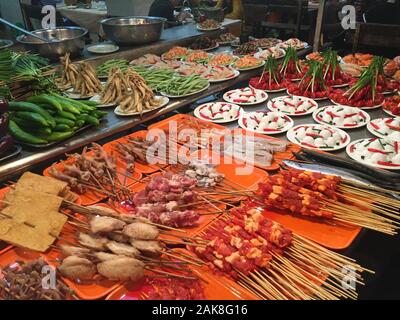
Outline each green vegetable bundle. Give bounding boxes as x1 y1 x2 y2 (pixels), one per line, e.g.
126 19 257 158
162 75 209 96
96 59 129 77
131 66 176 92
8 94 107 145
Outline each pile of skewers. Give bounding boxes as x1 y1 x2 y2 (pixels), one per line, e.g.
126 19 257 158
257 167 400 234
0 258 76 300
190 202 371 300
48 143 125 197
56 203 207 283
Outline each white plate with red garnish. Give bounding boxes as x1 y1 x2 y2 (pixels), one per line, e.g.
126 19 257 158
313 105 369 129
254 47 286 60
267 95 318 116
250 84 286 93
382 95 400 117
202 66 240 83
287 124 350 151
329 97 383 110
346 138 400 170
286 88 328 101
223 87 268 105
367 118 400 141
277 38 307 50
194 102 243 123
239 111 293 135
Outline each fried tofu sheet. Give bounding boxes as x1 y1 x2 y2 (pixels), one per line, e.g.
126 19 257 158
0 181 68 252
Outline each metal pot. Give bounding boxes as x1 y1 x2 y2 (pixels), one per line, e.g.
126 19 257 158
16 27 88 62
100 16 166 46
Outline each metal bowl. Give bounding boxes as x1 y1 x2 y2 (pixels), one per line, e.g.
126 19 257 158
100 16 166 45
0 39 14 49
16 27 87 62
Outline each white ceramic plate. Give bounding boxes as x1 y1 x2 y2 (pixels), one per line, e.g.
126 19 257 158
287 124 351 151
239 111 293 135
65 88 94 100
160 82 210 98
346 138 400 170
232 59 265 71
223 88 268 106
313 105 370 129
89 94 116 108
206 69 240 83
114 96 169 116
267 95 318 116
286 89 328 101
250 84 286 93
329 98 383 110
367 117 400 141
194 102 243 123
87 43 119 54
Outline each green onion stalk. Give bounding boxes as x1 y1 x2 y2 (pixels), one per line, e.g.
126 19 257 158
280 46 302 75
322 48 339 81
299 60 325 93
344 56 384 101
258 55 281 86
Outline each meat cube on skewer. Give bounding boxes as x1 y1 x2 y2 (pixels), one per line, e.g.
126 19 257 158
105 241 140 257
90 216 126 234
123 222 159 240
109 233 130 243
97 257 144 281
58 255 97 281
130 239 163 257
78 233 108 251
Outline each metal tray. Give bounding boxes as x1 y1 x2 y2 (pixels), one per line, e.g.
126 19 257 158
0 145 22 163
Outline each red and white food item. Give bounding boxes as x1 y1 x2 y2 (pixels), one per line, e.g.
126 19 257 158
255 47 286 60
142 278 205 300
184 159 224 188
279 47 306 80
239 111 293 134
224 134 288 167
287 124 350 151
347 138 400 169
162 46 189 60
267 95 318 116
209 53 236 66
194 102 242 123
202 65 238 82
177 62 208 76
313 105 369 129
257 168 341 219
151 60 182 70
120 173 200 228
367 118 400 141
191 204 293 279
329 87 384 109
223 87 268 105
278 38 306 50
130 54 161 66
383 95 400 116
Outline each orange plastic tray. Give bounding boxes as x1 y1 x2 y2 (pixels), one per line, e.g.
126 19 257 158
103 130 163 175
229 128 300 171
148 113 228 132
262 208 361 250
190 149 268 193
105 261 258 300
43 220 121 300
43 153 142 206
